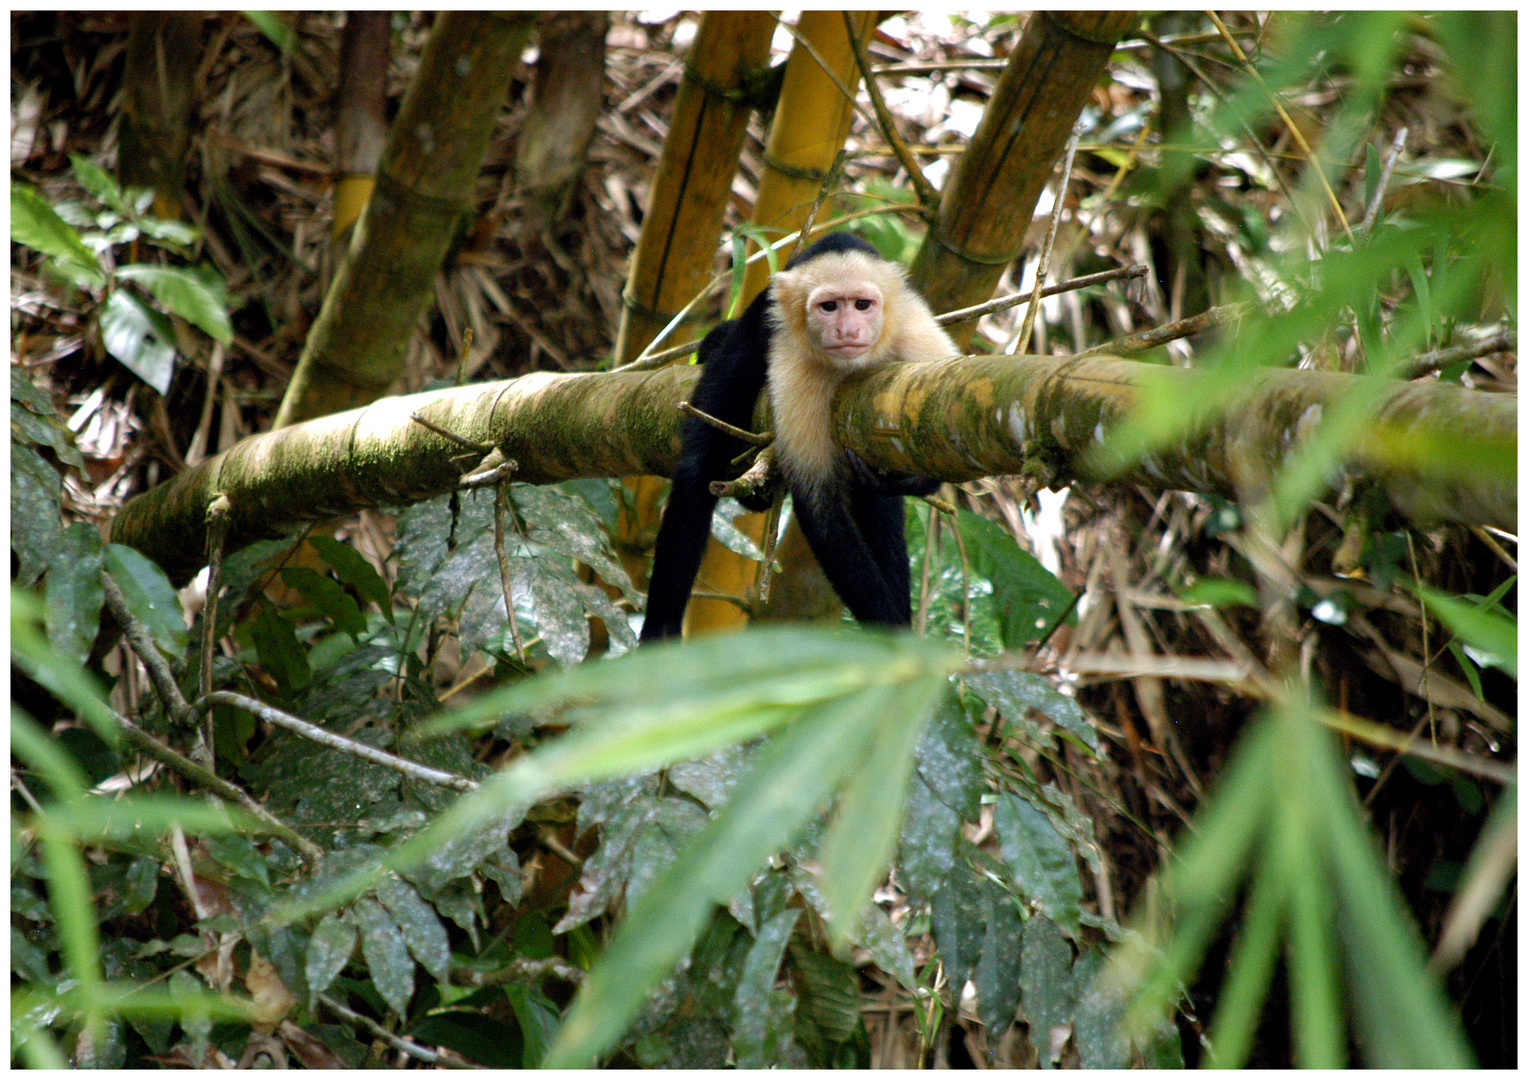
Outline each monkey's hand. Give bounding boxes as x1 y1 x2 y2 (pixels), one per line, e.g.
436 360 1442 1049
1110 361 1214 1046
843 448 940 497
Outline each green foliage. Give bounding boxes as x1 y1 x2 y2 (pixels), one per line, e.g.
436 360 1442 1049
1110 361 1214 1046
1107 701 1477 1068
1081 12 1513 1067
395 484 639 666
909 504 1075 655
13 10 1511 1071
11 592 265 1066
10 156 229 394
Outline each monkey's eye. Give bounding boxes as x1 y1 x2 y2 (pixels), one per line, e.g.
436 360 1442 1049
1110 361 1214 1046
854 298 874 311
819 300 838 313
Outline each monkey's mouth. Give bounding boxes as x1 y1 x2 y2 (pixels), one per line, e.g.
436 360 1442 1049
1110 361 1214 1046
824 343 871 360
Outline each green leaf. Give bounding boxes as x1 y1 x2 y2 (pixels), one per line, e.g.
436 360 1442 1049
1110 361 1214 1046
959 510 1074 649
1177 576 1259 609
12 589 119 749
914 690 985 820
10 181 104 287
100 290 178 394
243 10 296 52
136 216 202 248
504 982 561 1068
732 908 802 1069
973 879 1024 1036
407 1009 524 1068
103 543 188 658
1203 859 1283 1067
789 941 862 1048
304 916 354 1002
116 264 233 344
1072 948 1132 1069
68 152 125 211
12 368 86 467
896 771 961 904
542 690 882 1068
375 875 452 985
45 523 105 668
11 447 63 587
1019 916 1075 1067
1414 583 1516 679
995 792 1084 936
1301 718 1474 1067
967 668 1098 752
816 673 942 947
280 566 367 639
930 853 987 992
11 718 104 1013
854 903 920 991
248 605 311 698
351 898 415 1016
309 535 394 622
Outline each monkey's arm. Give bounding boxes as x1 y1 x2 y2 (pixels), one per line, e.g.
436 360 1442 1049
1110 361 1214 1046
843 448 940 498
640 296 774 642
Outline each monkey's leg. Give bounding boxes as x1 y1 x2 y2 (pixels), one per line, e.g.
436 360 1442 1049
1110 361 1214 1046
851 488 916 625
793 487 908 627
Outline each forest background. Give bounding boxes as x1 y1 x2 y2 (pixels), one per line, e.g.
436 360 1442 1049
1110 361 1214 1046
10 10 1516 1069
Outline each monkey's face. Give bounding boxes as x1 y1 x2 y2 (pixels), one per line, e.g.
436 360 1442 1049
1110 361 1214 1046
803 282 885 367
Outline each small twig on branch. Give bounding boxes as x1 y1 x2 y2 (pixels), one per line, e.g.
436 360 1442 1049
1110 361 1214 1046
844 11 941 214
1401 329 1516 379
678 400 771 444
112 713 324 864
100 570 192 726
936 265 1148 327
317 992 480 1068
409 412 491 453
1015 123 1084 356
1073 302 1250 359
709 444 778 503
195 691 478 792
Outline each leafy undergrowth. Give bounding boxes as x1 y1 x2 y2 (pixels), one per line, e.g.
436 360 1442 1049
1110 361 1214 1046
16 408 1156 1065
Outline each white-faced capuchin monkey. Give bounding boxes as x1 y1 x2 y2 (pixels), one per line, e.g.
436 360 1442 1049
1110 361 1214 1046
640 232 958 642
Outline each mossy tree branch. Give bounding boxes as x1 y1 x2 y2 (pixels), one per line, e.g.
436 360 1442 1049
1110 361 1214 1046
110 357 1515 586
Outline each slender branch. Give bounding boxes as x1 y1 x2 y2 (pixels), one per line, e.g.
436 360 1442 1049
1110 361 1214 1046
451 955 587 988
1361 125 1409 236
1015 124 1083 356
201 495 232 712
789 150 850 264
113 713 325 864
843 11 941 213
100 571 192 726
1400 329 1516 379
195 691 478 792
938 265 1148 327
459 459 520 489
774 13 876 135
678 400 771 444
1207 10 1355 246
1073 302 1250 359
317 992 480 1068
